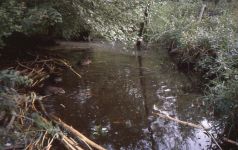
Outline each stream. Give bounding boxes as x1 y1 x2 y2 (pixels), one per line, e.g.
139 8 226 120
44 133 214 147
44 42 219 150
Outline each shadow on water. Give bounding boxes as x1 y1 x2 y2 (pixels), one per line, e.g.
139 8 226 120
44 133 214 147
44 42 218 150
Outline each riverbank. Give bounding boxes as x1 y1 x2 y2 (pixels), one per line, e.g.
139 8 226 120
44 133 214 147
157 27 238 150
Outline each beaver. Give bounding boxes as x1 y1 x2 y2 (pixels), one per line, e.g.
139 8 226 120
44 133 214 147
81 58 92 65
77 58 92 66
43 86 65 95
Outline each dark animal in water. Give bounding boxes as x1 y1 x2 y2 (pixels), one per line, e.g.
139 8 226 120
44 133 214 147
82 59 92 65
78 58 92 66
43 86 65 95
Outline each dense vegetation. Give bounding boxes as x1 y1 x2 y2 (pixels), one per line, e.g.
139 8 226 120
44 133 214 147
149 1 238 113
0 0 148 47
1 0 238 148
147 0 238 141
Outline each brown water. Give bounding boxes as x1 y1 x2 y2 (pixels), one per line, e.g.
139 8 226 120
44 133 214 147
45 43 218 150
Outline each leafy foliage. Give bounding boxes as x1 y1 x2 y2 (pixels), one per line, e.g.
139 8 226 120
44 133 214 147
0 68 61 148
0 69 32 89
0 0 63 47
0 0 25 46
0 0 148 46
22 6 62 34
52 0 147 44
0 69 31 120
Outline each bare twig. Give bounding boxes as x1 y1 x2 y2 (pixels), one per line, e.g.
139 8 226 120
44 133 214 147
69 137 85 150
198 4 206 22
223 137 238 147
56 59 81 78
41 131 48 147
61 135 77 150
62 135 84 150
6 110 16 130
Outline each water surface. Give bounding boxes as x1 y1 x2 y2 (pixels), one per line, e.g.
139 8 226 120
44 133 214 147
45 43 215 150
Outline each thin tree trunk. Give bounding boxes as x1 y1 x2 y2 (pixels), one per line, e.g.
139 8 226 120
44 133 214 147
136 2 150 50
198 4 206 22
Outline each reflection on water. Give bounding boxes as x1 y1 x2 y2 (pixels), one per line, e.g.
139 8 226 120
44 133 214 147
45 43 216 149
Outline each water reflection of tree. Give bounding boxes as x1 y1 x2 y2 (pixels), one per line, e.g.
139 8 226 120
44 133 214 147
135 50 212 149
69 52 151 149
136 51 157 150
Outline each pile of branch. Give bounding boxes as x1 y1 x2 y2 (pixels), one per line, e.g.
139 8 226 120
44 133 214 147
1 90 105 149
0 55 104 150
15 55 81 87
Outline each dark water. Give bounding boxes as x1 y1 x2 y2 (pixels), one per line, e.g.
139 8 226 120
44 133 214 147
45 43 217 150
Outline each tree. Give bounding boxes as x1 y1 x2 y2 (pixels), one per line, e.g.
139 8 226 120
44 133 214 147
0 0 150 47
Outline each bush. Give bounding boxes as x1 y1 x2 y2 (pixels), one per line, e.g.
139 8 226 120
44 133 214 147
148 0 238 118
0 0 25 47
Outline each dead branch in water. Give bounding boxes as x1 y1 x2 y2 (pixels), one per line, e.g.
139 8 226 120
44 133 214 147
51 115 106 150
156 111 238 149
223 137 238 147
153 111 223 150
55 59 81 78
153 112 204 129
200 124 222 150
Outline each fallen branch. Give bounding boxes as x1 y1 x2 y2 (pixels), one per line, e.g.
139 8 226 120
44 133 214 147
223 137 238 147
153 111 222 150
198 4 206 22
61 135 78 150
51 115 106 150
17 61 38 74
56 59 81 78
6 110 16 130
200 124 222 150
61 134 84 150
153 112 204 129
